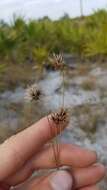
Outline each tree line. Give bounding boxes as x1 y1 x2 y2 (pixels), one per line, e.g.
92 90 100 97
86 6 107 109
0 9 107 68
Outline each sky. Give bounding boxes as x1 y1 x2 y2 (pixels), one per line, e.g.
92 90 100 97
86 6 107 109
0 0 107 22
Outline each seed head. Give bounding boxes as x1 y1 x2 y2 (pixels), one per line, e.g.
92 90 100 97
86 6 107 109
50 53 64 70
25 84 43 102
51 107 69 127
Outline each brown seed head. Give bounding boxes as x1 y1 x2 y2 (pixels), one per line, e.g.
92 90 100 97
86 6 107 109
50 53 65 70
51 107 69 127
25 84 43 102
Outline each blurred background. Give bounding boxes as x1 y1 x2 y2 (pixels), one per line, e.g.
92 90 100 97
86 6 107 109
0 0 107 188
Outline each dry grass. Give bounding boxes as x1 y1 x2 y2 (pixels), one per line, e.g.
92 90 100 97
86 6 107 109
72 104 106 135
81 77 96 91
3 65 34 89
0 64 45 92
0 127 13 143
77 64 91 75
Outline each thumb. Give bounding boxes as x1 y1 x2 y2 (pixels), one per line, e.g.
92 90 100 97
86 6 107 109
37 170 73 190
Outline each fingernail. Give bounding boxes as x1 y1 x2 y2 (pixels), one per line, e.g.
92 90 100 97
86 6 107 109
94 163 105 172
50 170 73 190
94 163 104 168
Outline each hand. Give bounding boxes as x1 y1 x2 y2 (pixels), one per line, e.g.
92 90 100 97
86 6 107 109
0 116 105 190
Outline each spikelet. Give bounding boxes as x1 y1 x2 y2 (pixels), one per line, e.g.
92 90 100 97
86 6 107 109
50 53 64 70
51 107 69 127
25 84 43 102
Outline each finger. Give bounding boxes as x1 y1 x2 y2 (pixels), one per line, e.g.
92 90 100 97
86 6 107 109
12 171 73 190
79 185 100 190
5 144 97 186
73 164 105 188
0 116 66 181
36 170 73 190
31 144 97 169
0 182 10 190
6 163 104 189
27 170 73 190
13 175 49 190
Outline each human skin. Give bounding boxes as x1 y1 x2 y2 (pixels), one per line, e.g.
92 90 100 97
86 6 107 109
0 116 105 190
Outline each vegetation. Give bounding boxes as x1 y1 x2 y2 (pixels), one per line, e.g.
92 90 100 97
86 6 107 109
0 10 107 62
0 9 107 91
81 77 96 91
72 104 106 135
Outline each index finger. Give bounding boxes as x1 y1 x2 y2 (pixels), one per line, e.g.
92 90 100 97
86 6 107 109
0 115 65 181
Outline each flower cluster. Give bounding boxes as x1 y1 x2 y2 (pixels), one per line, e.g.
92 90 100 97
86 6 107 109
25 84 43 102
